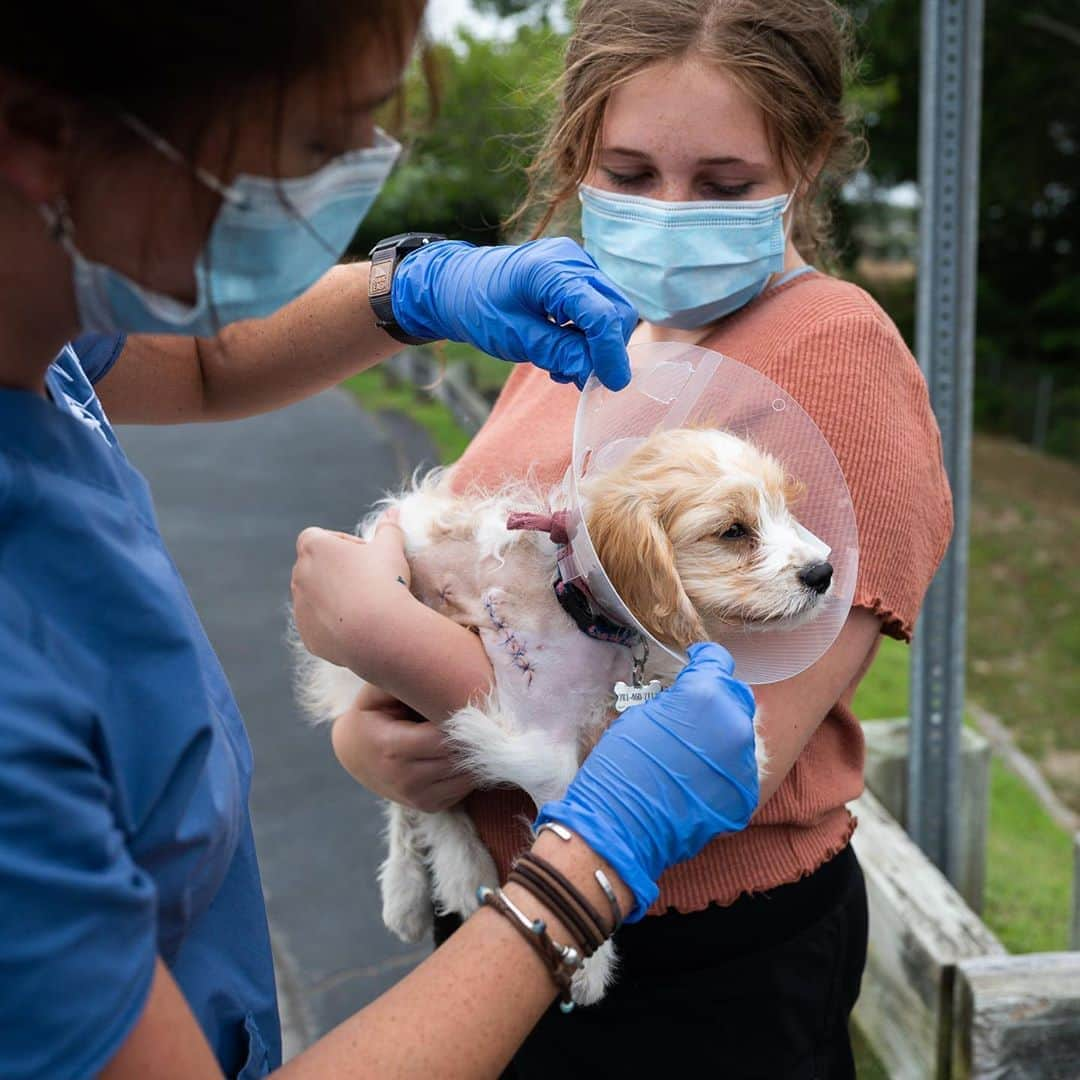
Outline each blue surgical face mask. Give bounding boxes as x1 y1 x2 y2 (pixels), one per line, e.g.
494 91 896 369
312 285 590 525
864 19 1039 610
47 116 401 336
579 184 795 330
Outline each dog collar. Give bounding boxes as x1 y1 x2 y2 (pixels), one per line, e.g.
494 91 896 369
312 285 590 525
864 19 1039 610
552 576 640 648
506 510 640 649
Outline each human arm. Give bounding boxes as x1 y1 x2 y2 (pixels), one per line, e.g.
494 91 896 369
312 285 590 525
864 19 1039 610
751 607 881 805
329 683 477 812
94 263 398 424
102 828 628 1080
0 599 601 1080
330 607 881 813
94 239 636 424
291 518 495 811
290 521 494 724
300 518 879 811
102 644 757 1078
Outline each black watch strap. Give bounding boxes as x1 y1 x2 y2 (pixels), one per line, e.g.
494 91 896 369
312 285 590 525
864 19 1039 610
368 232 446 345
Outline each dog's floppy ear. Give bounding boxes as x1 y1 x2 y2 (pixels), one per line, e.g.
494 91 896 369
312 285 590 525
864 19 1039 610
587 492 706 650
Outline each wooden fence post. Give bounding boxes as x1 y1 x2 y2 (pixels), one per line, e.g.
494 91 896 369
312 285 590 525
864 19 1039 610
952 953 1080 1078
850 790 1004 1078
862 719 991 912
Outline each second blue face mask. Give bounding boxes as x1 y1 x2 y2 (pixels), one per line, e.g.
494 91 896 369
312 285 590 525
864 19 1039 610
579 185 794 330
54 120 401 336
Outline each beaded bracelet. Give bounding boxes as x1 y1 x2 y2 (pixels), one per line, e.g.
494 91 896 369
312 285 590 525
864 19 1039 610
477 885 582 1011
507 862 604 957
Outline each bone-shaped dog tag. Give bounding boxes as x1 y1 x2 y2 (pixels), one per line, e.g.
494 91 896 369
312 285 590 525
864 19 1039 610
613 679 663 712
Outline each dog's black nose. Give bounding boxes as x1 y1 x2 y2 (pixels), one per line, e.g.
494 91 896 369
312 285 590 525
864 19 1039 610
799 561 833 594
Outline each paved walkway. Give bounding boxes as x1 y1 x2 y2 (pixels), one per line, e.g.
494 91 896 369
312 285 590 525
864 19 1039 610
119 390 438 1059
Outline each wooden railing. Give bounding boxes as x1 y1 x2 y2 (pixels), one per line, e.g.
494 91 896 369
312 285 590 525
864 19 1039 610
856 722 1080 1077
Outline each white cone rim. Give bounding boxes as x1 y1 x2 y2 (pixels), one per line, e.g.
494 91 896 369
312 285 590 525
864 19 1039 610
564 341 859 685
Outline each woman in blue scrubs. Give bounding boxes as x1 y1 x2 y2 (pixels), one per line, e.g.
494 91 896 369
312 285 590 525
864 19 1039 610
0 6 760 1077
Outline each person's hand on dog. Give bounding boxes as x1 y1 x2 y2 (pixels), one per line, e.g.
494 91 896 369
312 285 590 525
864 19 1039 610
536 642 759 921
390 237 637 391
291 513 410 671
331 683 475 813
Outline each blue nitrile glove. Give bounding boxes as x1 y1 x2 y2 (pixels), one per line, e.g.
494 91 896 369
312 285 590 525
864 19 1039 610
536 643 759 922
391 238 637 391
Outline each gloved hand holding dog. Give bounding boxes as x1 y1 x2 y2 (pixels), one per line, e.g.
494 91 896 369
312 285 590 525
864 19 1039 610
537 643 760 921
391 237 637 391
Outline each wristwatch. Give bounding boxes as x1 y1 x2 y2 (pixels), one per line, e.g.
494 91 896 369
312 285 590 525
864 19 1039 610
368 232 447 345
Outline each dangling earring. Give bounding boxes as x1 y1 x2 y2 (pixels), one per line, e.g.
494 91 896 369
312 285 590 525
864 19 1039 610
40 196 75 248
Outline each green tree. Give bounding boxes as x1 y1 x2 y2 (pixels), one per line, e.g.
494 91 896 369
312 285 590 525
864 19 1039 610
352 26 565 253
471 0 555 15
355 2 1077 455
845 0 1079 455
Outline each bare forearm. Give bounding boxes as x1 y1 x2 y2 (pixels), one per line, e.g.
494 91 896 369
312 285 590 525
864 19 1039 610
753 608 881 805
349 596 495 722
280 832 630 1080
106 834 631 1080
284 905 551 1078
98 263 404 424
197 262 401 418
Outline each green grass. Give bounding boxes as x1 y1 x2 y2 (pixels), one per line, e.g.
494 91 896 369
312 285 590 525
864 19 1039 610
966 437 1080 810
849 436 1078 955
854 632 1075 955
852 1023 890 1080
343 367 472 463
984 758 1075 953
833 436 1080 818
437 341 513 397
851 636 910 720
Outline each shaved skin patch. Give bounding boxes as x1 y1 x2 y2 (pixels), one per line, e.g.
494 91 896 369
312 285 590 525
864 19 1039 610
484 596 535 686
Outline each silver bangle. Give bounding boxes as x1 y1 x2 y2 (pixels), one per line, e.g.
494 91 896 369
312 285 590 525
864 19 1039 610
536 821 573 842
593 868 624 932
479 885 583 972
536 822 624 933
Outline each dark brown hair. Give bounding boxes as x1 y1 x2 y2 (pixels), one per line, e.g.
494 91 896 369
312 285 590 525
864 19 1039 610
1 4 429 159
516 0 865 263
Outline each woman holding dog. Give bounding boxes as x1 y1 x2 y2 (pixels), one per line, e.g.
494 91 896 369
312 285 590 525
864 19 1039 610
330 1 953 1077
0 4 764 1078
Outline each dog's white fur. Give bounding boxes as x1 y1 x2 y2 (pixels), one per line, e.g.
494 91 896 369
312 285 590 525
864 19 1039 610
295 428 832 1004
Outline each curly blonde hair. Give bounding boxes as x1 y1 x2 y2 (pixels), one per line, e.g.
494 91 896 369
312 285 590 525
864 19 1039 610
515 0 866 264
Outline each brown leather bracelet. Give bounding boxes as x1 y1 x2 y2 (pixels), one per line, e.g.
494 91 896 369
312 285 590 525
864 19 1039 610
477 885 580 1008
508 865 602 957
508 864 600 955
537 822 624 932
515 857 608 952
517 850 611 943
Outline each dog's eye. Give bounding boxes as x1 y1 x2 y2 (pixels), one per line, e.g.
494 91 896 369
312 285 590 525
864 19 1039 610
719 523 748 540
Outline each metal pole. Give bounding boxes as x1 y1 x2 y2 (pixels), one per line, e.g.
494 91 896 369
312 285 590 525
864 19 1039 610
1072 832 1080 951
1032 370 1053 450
908 0 985 883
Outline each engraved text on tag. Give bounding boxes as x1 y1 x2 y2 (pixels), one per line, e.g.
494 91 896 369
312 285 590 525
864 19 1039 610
613 680 663 712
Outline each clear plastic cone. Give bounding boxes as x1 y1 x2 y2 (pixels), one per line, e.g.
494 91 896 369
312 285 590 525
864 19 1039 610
559 341 859 685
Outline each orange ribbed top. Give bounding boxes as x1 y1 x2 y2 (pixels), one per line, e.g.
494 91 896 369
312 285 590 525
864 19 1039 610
450 271 953 914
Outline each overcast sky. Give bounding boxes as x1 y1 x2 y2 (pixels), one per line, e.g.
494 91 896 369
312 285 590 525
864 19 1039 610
425 0 506 41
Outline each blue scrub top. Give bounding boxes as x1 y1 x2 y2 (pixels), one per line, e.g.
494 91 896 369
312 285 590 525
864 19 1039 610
0 336 281 1078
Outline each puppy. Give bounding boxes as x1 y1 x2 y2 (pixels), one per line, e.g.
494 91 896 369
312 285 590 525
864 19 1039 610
295 427 832 1004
